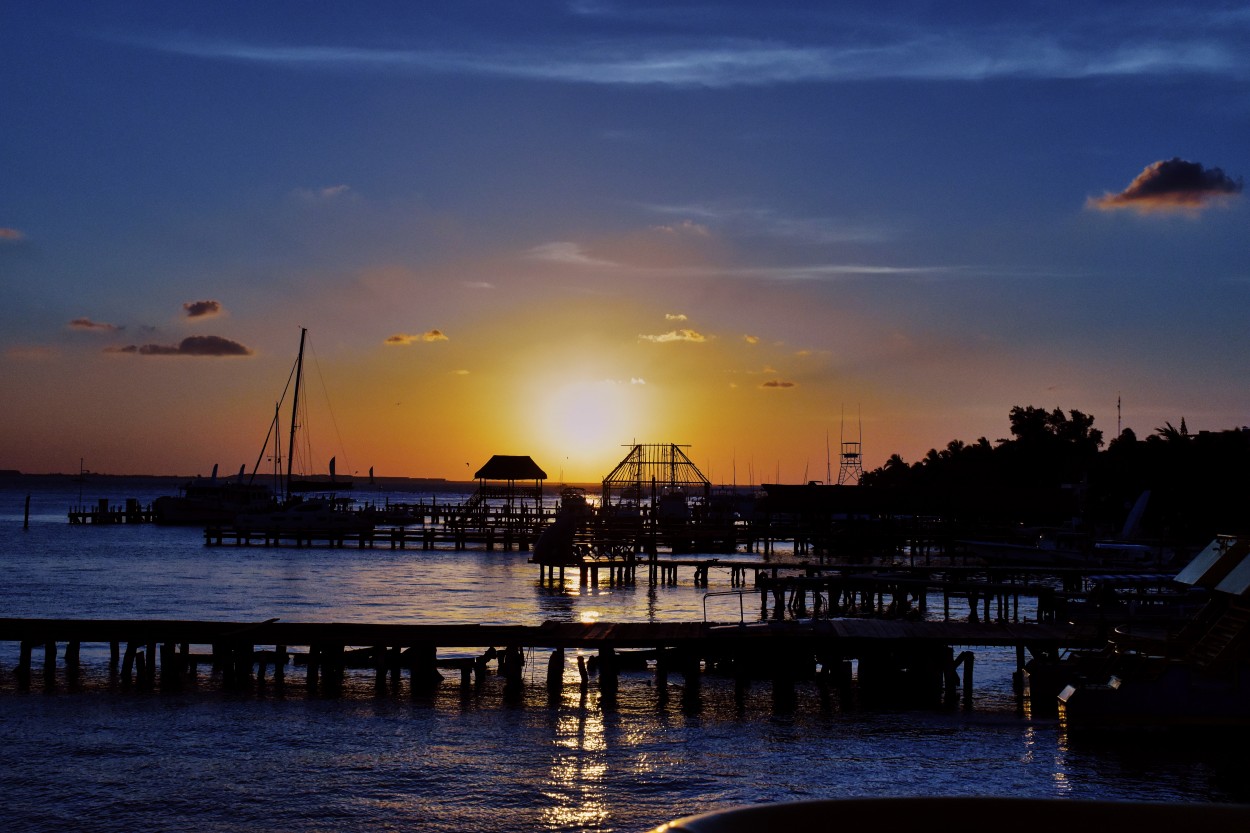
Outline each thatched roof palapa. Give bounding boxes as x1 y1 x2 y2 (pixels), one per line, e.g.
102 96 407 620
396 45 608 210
474 455 547 481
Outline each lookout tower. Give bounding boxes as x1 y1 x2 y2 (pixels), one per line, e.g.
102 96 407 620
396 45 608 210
837 412 863 486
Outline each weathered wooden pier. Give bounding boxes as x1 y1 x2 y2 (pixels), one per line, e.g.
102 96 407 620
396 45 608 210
1 617 1099 712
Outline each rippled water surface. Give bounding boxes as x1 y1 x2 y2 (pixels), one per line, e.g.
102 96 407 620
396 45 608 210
1 477 1244 831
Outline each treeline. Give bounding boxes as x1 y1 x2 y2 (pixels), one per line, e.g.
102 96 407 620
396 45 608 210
861 406 1250 544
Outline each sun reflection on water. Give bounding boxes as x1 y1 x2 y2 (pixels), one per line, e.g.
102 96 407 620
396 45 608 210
541 676 611 830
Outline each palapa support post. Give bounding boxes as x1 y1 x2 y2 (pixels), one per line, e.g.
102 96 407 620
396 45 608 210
274 645 288 685
577 655 589 690
410 642 443 694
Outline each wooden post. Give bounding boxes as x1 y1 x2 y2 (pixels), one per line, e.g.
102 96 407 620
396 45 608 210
962 652 975 709
547 647 565 699
598 646 618 699
23 495 31 530
374 645 388 690
306 645 321 692
274 645 287 685
43 641 57 686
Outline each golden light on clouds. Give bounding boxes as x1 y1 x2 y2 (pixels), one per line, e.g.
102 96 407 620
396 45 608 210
385 330 449 345
639 328 706 343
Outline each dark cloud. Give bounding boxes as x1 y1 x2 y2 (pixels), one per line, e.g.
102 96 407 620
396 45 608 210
761 379 796 389
108 335 253 356
1088 158 1243 214
69 317 121 332
385 329 449 345
183 300 222 318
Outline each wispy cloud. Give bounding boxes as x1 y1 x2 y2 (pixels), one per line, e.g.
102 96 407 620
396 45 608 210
385 330 449 345
1087 158 1243 214
294 184 353 201
761 379 796 389
743 334 760 345
525 242 620 267
665 312 688 321
117 15 1249 87
653 220 711 236
645 202 892 244
462 281 496 290
183 299 223 318
108 335 253 356
69 317 121 333
639 328 706 343
0 227 25 241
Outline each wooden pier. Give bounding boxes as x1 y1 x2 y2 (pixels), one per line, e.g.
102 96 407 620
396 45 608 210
1 616 1099 711
68 498 156 524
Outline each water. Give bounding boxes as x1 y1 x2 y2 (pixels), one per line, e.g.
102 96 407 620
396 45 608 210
1 477 1244 831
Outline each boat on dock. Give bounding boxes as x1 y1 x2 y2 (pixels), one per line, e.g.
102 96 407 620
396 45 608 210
152 464 276 526
1053 534 1250 728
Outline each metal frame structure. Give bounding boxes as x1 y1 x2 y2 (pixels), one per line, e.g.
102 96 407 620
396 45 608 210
601 443 711 507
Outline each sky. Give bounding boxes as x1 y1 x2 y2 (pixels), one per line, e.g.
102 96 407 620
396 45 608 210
2 1 1248 483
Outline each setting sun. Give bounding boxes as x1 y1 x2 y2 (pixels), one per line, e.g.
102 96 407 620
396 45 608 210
527 378 652 480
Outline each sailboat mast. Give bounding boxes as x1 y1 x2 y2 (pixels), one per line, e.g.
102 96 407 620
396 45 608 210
285 327 307 502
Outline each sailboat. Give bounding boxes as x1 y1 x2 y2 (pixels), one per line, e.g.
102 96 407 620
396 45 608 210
232 328 371 533
279 327 354 497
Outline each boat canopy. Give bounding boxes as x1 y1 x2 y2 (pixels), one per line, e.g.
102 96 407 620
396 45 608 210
1173 535 1250 590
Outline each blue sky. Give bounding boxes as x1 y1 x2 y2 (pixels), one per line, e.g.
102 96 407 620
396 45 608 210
2 2 1247 479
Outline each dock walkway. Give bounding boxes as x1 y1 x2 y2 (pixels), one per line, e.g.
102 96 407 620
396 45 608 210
1 616 1096 710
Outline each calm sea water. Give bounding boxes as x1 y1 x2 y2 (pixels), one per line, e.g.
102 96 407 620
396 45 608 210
1 476 1244 832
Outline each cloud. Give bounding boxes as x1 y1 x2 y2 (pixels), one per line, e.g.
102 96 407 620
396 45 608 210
5 345 56 360
454 369 470 375
125 24 1247 88
109 336 253 356
0 228 25 241
761 379 796 389
630 377 646 385
639 328 706 343
1087 158 1244 214
665 313 688 321
295 184 353 201
743 334 760 345
653 220 710 236
462 281 496 290
69 318 121 332
645 202 891 244
525 242 620 267
183 299 222 318
385 330 449 345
